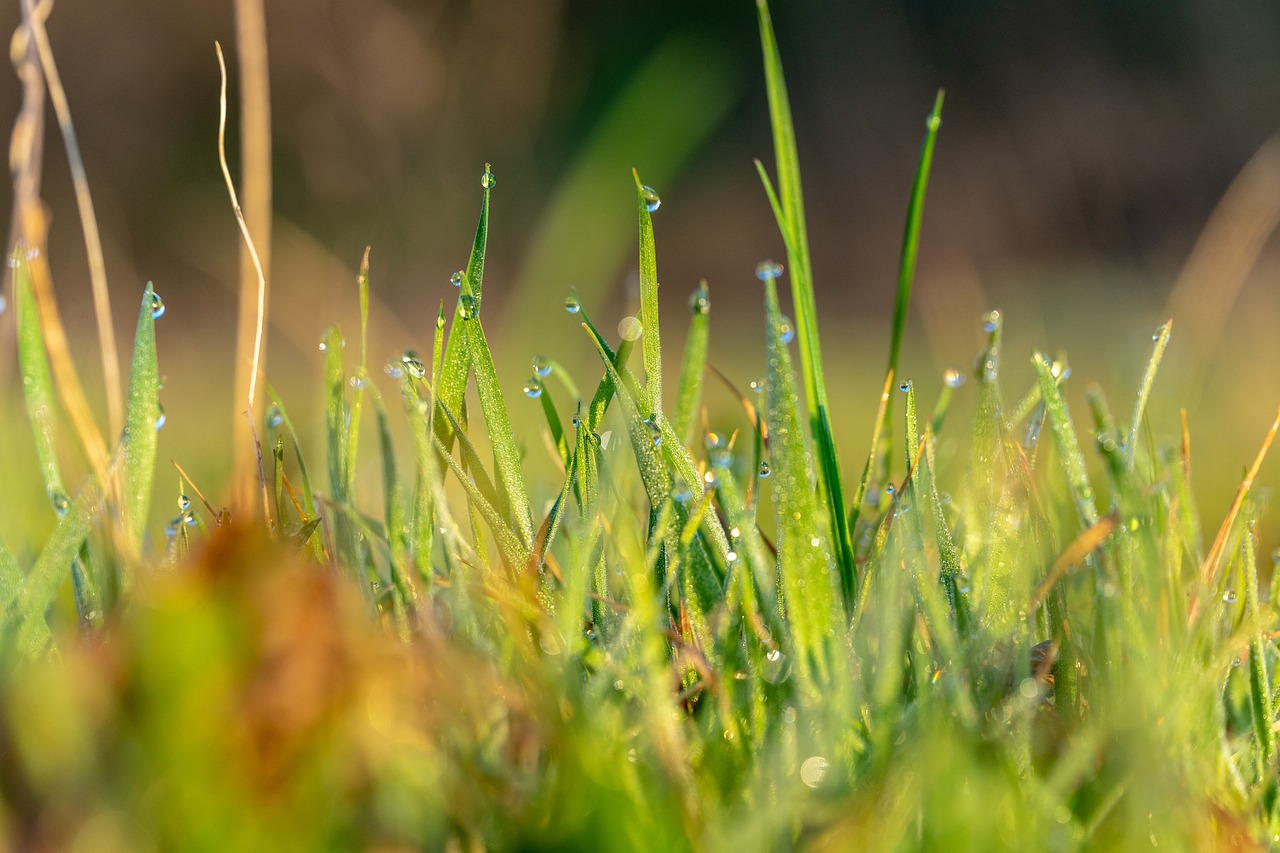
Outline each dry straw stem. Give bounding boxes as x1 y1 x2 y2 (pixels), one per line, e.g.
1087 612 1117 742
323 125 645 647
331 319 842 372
216 40 270 510
7 0 109 482
229 0 273 509
1189 404 1280 626
18 0 122 436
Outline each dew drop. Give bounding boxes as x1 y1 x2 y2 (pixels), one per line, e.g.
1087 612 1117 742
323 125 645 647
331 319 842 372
318 341 328 352
384 363 404 380
643 415 662 446
755 260 784 282
618 316 643 341
178 494 190 511
401 350 427 379
436 307 447 330
266 405 283 427
184 510 198 527
524 377 543 399
778 316 795 345
689 285 710 315
450 270 464 288
532 355 553 378
726 550 738 563
154 404 166 430
1223 590 1238 603
481 164 496 189
564 294 581 314
149 291 166 319
639 185 661 212
51 491 70 517
899 381 910 392
349 375 368 390
571 412 582 429
943 368 964 388
982 310 1001 333
459 293 479 320
758 460 772 478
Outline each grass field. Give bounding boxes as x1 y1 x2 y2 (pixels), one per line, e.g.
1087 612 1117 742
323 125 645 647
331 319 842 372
1 1 1278 850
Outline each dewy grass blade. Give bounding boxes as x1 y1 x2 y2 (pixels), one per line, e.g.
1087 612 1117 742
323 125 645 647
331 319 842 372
346 247 372 490
123 283 161 554
762 276 839 690
463 309 535 552
434 164 491 450
881 91 945 478
633 169 663 412
1032 352 1099 528
673 281 710 448
13 248 68 514
755 0 855 594
1126 319 1172 466
1242 507 1275 767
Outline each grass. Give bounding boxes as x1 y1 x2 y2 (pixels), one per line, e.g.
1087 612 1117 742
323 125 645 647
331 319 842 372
1 1 1279 850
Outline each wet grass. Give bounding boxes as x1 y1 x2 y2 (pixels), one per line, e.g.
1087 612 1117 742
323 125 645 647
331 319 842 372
1 1 1279 849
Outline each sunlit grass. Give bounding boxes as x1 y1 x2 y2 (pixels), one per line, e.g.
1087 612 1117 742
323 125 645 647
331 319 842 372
1 1 1279 850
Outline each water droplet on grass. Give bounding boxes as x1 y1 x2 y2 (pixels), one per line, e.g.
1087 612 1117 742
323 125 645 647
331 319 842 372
450 270 464 288
1224 590 1238 603
689 285 710 314
349 375 368 390
266 405 283 427
755 260 784 282
643 415 661 446
758 460 771 478
154 404 166 430
943 368 964 388
639 185 661 212
52 491 70 517
532 355 553 377
524 378 543 399
459 293 479 319
401 350 426 379
899 381 910 392
564 294 580 314
384 363 404 380
149 291 165 319
481 164 496 189
778 316 795 344
982 310 1001 333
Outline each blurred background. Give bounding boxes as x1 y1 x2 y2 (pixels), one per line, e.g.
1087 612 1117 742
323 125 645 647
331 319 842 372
1 0 1279 545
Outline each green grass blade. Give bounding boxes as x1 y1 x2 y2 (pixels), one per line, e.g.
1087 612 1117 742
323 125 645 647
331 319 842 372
1243 506 1275 767
13 248 68 514
632 169 664 412
123 283 161 553
463 309 534 551
1032 352 1099 527
434 165 491 450
346 248 371 489
762 276 839 692
755 0 855 593
1126 319 1172 466
430 432 529 570
880 92 944 479
673 282 710 448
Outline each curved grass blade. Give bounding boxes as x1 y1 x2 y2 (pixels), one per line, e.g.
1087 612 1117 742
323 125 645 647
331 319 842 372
122 283 160 554
755 0 854 593
1032 352 1099 528
434 164 491 450
1126 320 1172 466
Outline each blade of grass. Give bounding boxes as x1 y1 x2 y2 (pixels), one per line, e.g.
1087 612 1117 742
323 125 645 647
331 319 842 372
633 169 664 412
755 0 854 597
880 91 945 481
122 283 161 555
1126 319 1172 466
673 281 710 448
13 246 68 514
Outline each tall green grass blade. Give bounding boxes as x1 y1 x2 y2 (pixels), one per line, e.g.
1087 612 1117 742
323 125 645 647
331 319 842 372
1243 505 1275 768
431 431 529 570
534 378 570 469
963 317 1004 568
122 283 160 553
762 276 839 691
673 281 710 448
462 309 535 551
1126 320 1172 466
881 91 945 478
13 248 68 514
434 165 491 450
1032 352 1099 528
755 0 855 595
633 169 664 412
346 248 371 489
